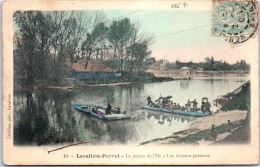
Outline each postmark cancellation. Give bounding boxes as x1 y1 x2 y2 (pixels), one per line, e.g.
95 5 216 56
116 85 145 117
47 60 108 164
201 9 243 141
212 0 258 44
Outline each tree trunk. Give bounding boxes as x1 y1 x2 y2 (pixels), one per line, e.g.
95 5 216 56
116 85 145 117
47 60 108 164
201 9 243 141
70 60 73 68
101 48 104 61
119 53 124 71
113 46 117 58
85 50 92 69
130 59 135 73
130 62 134 73
129 56 134 73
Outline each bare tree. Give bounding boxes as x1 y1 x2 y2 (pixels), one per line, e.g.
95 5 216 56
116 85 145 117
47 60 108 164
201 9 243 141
82 12 108 69
65 11 92 67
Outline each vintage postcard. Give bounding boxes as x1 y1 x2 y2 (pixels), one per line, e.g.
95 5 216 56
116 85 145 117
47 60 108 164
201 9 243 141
2 0 259 165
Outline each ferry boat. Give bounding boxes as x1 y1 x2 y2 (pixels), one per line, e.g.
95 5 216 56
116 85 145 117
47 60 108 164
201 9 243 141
72 104 130 120
141 104 211 117
142 97 212 117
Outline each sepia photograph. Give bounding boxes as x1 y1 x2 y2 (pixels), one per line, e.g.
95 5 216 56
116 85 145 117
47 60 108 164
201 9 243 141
2 0 259 165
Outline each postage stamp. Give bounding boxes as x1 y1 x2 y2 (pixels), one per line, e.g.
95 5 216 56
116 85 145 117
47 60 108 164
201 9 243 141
212 0 259 44
2 0 259 165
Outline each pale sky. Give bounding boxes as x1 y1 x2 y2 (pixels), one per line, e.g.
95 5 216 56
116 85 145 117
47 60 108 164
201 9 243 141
103 10 252 64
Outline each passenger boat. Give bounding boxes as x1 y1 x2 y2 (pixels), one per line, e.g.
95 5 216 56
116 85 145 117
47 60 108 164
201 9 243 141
140 104 212 117
72 104 130 120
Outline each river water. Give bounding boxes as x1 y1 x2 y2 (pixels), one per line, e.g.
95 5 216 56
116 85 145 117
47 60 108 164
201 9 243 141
14 74 249 145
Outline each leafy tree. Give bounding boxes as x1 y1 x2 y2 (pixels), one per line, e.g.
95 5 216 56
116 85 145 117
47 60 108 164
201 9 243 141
144 57 156 66
14 11 53 84
108 18 135 70
82 21 108 69
175 60 181 69
127 42 151 72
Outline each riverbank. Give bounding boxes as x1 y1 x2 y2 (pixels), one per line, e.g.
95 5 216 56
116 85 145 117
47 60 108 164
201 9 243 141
146 69 249 80
15 71 174 90
84 71 173 85
140 110 248 146
50 72 173 89
15 71 248 91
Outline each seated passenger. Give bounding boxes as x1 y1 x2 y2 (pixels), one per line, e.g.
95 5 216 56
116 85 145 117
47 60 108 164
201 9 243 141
116 106 120 114
177 103 181 110
92 107 96 113
150 101 155 107
154 103 160 108
162 99 166 108
173 103 177 109
185 99 191 107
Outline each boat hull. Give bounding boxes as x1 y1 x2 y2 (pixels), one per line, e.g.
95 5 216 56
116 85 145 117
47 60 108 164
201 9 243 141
141 104 211 117
72 104 131 120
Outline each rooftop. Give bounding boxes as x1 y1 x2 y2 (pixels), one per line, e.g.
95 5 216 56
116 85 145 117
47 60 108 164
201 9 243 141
68 62 117 72
180 66 192 70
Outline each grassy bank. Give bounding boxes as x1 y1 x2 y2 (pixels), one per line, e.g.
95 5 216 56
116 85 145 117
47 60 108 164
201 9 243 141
84 71 173 85
169 120 246 144
140 119 248 145
15 71 173 90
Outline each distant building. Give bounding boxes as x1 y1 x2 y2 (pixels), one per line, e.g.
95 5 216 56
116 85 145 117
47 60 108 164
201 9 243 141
180 66 193 77
68 62 121 80
147 60 165 70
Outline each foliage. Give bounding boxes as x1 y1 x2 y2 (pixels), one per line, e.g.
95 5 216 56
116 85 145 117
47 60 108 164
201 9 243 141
165 57 250 71
171 120 243 144
13 11 154 87
222 82 250 111
82 22 108 69
14 11 51 83
107 18 135 70
119 71 172 82
127 42 151 72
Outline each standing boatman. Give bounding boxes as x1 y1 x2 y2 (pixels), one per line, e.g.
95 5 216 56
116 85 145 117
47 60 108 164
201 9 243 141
191 99 198 112
147 95 152 106
106 103 112 115
201 101 205 113
192 99 198 108
205 100 211 115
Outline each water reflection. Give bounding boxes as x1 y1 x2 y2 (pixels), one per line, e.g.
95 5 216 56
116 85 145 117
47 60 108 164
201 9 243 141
147 111 193 126
14 74 249 145
180 80 189 89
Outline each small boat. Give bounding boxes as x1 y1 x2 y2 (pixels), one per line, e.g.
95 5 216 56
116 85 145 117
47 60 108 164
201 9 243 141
72 104 130 120
140 104 212 117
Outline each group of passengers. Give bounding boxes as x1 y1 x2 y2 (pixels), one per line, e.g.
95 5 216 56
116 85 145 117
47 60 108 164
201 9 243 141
91 106 104 115
147 95 211 114
90 103 122 115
